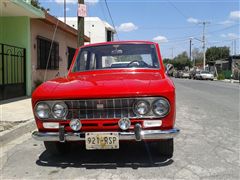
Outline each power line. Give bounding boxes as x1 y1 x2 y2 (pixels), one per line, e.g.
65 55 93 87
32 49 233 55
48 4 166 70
166 0 189 19
104 0 119 40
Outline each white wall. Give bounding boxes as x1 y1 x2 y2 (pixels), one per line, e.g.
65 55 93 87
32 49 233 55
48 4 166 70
58 17 115 44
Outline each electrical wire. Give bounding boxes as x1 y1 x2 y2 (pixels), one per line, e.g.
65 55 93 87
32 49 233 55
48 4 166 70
104 0 120 40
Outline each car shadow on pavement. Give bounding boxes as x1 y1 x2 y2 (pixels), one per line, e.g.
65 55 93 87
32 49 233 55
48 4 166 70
36 142 173 169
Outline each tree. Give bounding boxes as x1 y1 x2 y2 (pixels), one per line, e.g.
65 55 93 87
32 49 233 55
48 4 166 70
206 46 230 63
173 51 192 70
31 0 50 11
192 48 203 66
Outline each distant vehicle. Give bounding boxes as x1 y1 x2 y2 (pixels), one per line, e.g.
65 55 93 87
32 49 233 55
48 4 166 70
174 71 183 78
195 71 214 80
181 72 190 79
166 64 174 77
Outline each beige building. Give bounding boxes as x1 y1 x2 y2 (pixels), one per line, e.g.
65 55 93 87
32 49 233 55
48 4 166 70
30 12 90 89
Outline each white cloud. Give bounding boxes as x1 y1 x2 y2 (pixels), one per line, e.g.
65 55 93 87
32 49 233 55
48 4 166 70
117 22 138 32
153 35 168 43
54 0 99 5
229 11 240 20
221 33 238 39
219 20 234 26
55 0 76 4
85 0 99 5
187 17 199 24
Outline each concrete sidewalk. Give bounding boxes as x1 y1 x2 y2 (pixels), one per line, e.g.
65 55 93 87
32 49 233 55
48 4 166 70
0 97 35 146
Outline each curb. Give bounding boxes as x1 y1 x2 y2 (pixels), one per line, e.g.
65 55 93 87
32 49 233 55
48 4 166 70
0 119 35 146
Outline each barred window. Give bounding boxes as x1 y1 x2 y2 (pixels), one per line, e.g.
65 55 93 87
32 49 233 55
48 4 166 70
37 36 59 70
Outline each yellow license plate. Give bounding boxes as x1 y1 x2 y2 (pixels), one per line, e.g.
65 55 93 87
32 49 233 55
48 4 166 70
85 132 119 150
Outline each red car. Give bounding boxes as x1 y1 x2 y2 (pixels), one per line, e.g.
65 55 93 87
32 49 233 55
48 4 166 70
32 41 180 158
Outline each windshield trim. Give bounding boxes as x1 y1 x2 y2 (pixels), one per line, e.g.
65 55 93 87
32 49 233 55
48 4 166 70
71 44 161 73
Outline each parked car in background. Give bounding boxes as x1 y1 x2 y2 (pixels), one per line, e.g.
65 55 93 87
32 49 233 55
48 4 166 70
195 71 214 80
32 41 180 158
174 70 183 78
181 71 190 79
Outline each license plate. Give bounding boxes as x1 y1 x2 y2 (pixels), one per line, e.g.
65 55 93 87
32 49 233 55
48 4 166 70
85 132 119 150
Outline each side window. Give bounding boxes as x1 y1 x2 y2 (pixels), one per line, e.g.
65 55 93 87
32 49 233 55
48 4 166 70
89 53 96 70
79 51 88 71
73 51 88 72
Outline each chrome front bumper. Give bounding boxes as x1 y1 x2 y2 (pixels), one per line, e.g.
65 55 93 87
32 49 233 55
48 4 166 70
32 128 180 142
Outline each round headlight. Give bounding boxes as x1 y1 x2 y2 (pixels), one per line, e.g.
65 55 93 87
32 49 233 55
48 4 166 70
52 102 68 118
118 117 131 130
35 102 50 119
152 98 170 117
134 100 150 115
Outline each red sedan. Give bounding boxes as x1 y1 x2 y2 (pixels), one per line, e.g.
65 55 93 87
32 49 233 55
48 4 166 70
32 41 180 158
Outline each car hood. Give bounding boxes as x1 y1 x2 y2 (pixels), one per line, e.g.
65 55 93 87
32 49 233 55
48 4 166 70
32 72 174 102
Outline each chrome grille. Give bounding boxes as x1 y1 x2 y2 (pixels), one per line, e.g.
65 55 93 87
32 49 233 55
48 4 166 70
65 98 136 119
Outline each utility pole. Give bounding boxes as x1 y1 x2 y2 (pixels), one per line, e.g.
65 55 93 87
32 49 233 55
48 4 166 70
64 0 66 23
78 0 85 47
200 21 210 70
189 38 192 61
234 39 236 55
170 47 174 59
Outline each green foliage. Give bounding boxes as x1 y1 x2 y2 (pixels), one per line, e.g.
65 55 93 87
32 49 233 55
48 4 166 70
222 70 232 79
34 79 43 88
217 73 225 80
206 46 230 63
31 0 50 11
163 52 192 70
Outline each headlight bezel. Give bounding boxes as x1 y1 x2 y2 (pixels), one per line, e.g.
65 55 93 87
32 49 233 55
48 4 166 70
152 98 170 117
34 101 68 120
34 102 51 119
51 102 68 119
133 100 151 116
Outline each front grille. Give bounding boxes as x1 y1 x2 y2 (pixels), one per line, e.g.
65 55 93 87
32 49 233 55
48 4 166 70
65 98 136 119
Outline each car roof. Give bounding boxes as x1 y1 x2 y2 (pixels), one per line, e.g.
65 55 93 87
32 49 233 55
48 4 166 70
80 41 157 49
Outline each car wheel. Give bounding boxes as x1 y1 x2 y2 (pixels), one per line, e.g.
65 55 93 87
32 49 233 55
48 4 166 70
44 141 71 155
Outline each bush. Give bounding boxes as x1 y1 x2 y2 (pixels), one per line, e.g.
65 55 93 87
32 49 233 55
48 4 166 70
217 73 225 80
34 79 43 88
222 70 232 79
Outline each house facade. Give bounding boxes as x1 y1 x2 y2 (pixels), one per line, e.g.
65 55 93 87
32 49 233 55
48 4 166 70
58 17 116 44
0 0 90 100
0 0 44 100
31 13 90 89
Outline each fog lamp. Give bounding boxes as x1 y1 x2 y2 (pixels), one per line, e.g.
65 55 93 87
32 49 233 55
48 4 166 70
118 117 131 130
69 119 82 131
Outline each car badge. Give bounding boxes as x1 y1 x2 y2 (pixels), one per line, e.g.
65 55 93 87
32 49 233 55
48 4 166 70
97 104 104 109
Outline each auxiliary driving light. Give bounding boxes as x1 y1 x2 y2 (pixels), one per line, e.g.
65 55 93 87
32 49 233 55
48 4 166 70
69 119 82 131
118 117 131 130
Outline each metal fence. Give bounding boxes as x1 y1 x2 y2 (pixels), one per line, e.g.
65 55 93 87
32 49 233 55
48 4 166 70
0 43 26 100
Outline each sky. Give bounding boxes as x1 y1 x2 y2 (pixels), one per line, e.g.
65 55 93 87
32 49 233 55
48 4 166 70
39 0 240 58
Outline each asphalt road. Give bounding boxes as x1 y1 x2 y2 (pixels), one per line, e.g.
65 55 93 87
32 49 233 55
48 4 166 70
1 79 239 180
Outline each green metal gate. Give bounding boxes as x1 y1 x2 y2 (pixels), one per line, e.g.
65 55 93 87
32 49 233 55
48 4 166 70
0 43 26 100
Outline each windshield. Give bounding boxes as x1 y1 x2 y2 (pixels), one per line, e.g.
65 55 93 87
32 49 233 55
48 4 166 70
201 71 210 74
72 44 160 72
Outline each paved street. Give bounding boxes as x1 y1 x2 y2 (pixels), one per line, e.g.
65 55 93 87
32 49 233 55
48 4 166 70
1 79 239 180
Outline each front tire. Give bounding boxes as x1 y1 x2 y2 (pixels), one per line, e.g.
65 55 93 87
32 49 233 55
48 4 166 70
44 141 71 155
